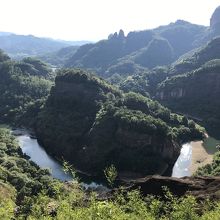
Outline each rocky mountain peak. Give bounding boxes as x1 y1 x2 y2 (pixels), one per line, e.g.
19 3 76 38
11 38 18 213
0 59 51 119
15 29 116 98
210 6 220 28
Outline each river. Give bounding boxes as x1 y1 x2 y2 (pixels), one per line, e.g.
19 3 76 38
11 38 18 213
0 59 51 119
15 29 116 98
15 131 215 180
172 137 219 178
16 133 103 188
172 143 192 178
18 134 72 181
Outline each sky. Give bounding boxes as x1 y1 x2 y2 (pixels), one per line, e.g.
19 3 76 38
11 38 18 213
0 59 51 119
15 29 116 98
0 0 220 41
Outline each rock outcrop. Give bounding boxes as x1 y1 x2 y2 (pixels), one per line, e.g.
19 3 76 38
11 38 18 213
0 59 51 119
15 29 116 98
123 175 220 201
210 6 220 30
156 88 185 101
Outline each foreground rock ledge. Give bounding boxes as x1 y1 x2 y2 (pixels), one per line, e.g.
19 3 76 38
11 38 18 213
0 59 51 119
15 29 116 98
122 175 220 200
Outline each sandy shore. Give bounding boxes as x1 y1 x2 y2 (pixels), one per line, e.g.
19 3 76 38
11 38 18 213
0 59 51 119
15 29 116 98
190 140 213 174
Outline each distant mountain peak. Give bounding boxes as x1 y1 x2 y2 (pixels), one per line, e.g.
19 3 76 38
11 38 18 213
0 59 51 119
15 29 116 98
174 20 191 25
118 29 125 38
0 31 12 36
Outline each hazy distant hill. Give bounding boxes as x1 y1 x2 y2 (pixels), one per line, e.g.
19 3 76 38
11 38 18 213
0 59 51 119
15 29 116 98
65 20 207 76
64 6 220 80
0 31 12 36
0 33 68 59
153 20 207 58
170 37 220 75
38 45 79 67
55 39 92 46
0 32 90 60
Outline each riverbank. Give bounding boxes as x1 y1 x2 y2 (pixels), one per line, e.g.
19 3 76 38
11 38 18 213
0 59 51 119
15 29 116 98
190 140 213 175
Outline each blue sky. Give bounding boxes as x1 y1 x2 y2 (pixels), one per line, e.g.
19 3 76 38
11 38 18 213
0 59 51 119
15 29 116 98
0 0 219 41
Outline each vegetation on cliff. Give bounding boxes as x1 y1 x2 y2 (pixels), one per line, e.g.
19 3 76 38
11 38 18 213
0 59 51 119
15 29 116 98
157 57 220 138
0 51 52 127
119 37 220 139
36 68 203 177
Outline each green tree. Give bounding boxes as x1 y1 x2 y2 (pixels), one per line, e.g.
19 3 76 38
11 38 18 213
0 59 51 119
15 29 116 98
104 164 117 188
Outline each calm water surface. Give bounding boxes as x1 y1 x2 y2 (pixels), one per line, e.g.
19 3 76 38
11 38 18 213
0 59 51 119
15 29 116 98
17 133 107 189
172 143 192 178
18 134 73 181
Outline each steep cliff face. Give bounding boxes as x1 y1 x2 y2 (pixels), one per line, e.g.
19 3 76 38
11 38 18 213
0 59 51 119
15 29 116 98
157 62 220 137
210 6 220 32
157 88 185 100
36 69 203 177
36 69 121 161
159 66 220 100
80 107 180 175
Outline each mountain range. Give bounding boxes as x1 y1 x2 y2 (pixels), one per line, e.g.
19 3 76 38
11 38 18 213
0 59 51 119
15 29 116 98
1 5 220 219
0 31 90 59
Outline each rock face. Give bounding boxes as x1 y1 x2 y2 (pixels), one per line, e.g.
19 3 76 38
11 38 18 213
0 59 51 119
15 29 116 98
210 6 220 29
156 88 185 101
124 175 220 201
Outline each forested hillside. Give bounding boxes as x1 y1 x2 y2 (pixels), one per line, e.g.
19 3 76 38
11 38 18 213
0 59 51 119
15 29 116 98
156 38 220 138
36 69 203 177
107 34 220 138
171 37 220 75
65 21 207 76
38 45 79 67
0 50 52 127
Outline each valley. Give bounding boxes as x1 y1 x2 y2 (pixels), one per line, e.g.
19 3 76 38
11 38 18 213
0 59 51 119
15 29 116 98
1 4 220 219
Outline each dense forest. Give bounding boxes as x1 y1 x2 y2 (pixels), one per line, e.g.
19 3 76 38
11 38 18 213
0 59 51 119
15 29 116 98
36 69 203 177
1 4 220 220
156 38 220 138
0 50 52 127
